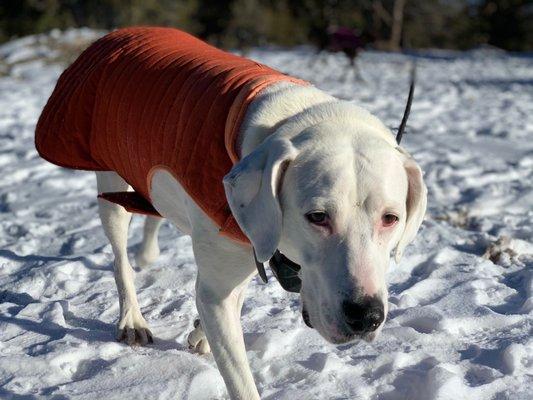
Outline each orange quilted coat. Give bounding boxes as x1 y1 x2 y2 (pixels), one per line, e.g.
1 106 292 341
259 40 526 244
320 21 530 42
35 27 306 243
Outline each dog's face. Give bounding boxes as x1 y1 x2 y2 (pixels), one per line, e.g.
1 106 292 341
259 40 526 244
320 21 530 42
224 120 427 345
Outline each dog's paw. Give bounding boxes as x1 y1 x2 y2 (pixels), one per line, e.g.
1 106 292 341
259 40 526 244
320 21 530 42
117 308 153 346
135 245 160 268
187 319 211 354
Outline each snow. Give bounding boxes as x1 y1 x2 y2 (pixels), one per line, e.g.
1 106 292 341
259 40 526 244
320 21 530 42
0 30 532 400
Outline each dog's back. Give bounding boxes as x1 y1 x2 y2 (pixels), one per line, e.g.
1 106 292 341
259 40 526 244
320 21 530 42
35 27 304 241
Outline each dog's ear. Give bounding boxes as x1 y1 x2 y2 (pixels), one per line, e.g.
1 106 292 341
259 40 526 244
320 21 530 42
224 137 297 262
394 148 427 263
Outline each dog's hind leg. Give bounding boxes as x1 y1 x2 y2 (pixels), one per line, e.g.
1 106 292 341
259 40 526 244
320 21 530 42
96 171 153 346
135 216 163 267
187 318 211 354
187 284 246 355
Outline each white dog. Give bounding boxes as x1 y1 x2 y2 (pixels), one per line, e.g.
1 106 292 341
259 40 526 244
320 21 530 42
37 28 426 399
94 76 427 398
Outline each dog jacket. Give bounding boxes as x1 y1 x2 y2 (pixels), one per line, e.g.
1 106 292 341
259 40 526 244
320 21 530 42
35 27 306 243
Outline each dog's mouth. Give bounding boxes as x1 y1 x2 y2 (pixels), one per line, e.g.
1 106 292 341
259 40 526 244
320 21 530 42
334 330 377 344
301 307 313 328
323 327 376 345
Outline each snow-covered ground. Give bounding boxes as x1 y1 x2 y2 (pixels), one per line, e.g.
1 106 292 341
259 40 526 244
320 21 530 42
0 30 532 400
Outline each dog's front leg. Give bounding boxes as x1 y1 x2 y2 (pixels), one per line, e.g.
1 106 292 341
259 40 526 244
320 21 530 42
193 240 259 400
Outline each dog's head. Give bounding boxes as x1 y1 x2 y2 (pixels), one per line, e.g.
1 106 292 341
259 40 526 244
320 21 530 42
224 110 426 344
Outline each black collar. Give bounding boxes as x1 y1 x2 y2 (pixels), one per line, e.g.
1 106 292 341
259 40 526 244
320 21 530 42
254 249 302 293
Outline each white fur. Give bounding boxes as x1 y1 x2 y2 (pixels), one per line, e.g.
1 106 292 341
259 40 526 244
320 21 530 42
96 82 427 399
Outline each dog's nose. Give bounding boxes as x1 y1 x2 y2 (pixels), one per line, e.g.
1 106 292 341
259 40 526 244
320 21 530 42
342 298 384 333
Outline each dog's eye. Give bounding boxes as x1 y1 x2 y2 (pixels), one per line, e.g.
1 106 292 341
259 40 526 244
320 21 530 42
306 211 329 226
382 213 399 227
